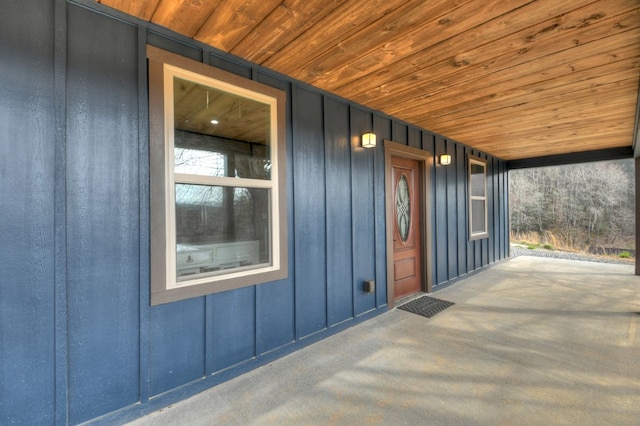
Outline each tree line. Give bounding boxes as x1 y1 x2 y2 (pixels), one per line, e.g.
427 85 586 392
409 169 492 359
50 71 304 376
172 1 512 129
509 159 635 251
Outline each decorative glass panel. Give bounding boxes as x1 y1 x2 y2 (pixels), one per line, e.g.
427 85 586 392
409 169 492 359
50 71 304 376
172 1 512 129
396 175 411 242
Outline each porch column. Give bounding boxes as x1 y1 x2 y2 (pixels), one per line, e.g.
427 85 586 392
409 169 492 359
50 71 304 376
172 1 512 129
634 157 640 275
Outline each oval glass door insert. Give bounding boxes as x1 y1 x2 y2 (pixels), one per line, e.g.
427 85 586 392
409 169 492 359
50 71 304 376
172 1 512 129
396 175 410 242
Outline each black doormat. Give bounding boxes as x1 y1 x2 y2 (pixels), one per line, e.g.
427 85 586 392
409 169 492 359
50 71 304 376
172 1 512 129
397 295 455 318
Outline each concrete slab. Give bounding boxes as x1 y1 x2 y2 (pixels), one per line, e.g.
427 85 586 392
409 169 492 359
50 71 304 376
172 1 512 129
128 257 639 425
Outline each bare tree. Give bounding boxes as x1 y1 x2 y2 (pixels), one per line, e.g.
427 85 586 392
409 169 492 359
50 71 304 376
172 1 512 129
509 159 635 250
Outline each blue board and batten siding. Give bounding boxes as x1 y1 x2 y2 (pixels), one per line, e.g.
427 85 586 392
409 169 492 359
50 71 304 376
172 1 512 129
0 2 509 425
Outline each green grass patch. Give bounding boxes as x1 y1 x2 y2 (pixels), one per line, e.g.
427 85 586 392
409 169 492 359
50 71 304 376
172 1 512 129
542 244 554 250
618 251 631 259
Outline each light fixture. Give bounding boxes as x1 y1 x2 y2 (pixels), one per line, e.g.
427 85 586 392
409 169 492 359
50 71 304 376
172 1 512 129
362 132 376 148
439 154 452 166
210 119 219 125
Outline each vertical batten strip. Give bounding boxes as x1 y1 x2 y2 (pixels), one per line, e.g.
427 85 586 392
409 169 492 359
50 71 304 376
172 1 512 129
373 115 390 308
54 0 69 424
446 140 458 280
321 94 330 328
138 26 151 403
349 105 357 318
456 142 467 276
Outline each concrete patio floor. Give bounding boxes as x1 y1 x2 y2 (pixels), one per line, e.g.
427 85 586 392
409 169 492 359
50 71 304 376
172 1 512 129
128 256 639 425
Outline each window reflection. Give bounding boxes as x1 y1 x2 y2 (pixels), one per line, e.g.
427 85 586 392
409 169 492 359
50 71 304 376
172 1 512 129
174 147 227 176
173 76 271 180
470 164 485 197
175 184 271 280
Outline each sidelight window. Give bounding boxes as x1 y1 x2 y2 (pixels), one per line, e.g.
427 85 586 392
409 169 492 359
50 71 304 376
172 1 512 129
468 155 488 240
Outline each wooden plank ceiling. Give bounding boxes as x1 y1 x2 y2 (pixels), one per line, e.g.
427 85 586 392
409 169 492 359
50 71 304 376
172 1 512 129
98 0 640 160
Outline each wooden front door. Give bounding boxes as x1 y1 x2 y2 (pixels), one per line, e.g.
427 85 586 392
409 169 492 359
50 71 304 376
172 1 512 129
391 156 422 300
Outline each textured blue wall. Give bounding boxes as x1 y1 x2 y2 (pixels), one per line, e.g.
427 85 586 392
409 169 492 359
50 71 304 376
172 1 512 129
0 2 56 424
0 1 509 424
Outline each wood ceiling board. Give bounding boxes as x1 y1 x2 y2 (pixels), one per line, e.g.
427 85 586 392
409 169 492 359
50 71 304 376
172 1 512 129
478 129 633 147
444 112 635 143
195 0 284 51
441 115 637 146
426 111 636 152
354 2 640 113
151 0 223 36
314 0 540 92
477 129 633 150
419 76 639 129
476 138 632 160
302 0 487 87
98 0 161 20
434 100 638 135
448 133 635 160
415 66 640 125
261 0 413 74
365 29 640 118
475 130 632 151
464 114 635 138
229 0 348 64
94 0 640 161
332 0 603 101
391 41 640 122
432 114 636 149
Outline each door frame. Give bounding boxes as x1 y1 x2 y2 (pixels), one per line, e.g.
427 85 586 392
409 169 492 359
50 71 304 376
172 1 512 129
384 140 433 309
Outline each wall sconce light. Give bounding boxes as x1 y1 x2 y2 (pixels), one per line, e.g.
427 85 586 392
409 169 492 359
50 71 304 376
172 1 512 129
439 154 452 166
362 132 376 148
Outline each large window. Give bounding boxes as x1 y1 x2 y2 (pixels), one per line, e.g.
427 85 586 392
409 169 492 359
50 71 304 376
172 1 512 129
148 46 287 305
468 155 488 240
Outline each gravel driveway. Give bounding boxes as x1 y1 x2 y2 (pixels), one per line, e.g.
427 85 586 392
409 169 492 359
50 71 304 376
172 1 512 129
510 244 634 265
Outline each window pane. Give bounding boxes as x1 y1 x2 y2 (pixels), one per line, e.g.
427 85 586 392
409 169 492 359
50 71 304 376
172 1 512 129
173 76 271 179
175 183 271 280
470 163 485 197
175 147 227 176
471 199 486 234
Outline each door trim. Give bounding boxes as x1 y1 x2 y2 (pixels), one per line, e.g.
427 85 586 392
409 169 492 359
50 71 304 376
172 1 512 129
384 140 433 309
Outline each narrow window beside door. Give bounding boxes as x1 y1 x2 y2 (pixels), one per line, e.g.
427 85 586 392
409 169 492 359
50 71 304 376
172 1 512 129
468 155 488 240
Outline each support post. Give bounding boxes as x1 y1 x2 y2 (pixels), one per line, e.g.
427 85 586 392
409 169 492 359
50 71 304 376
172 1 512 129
634 157 640 275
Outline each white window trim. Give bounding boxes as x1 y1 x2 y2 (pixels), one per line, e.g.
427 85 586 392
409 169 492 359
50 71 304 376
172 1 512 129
148 46 288 305
468 155 488 240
